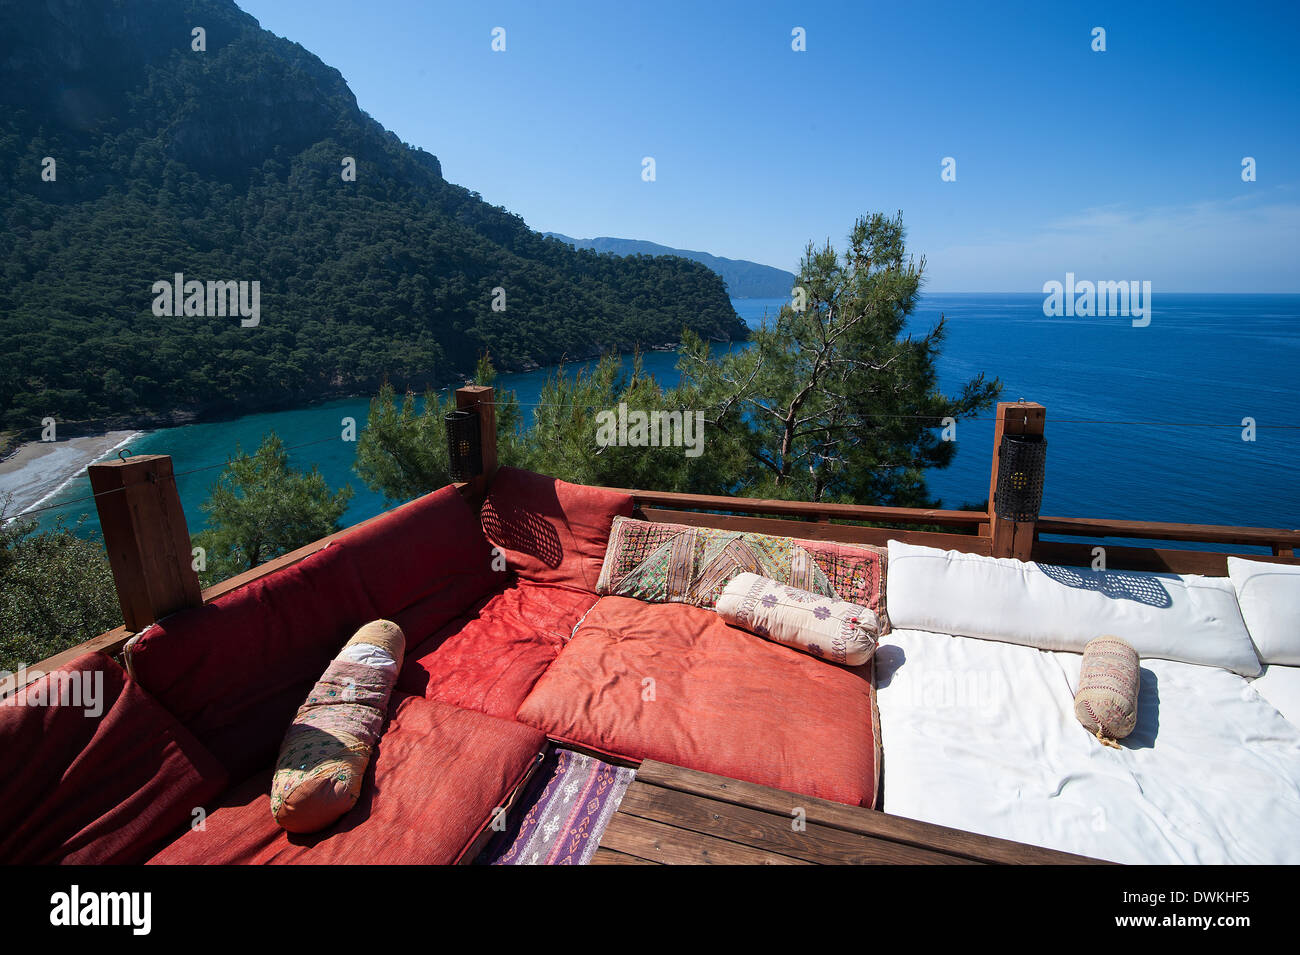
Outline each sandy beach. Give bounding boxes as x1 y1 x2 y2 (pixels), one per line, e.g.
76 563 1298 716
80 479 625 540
0 431 142 517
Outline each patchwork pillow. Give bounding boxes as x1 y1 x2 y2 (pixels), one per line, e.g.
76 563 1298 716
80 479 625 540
270 620 406 833
715 573 880 666
595 515 889 630
1227 557 1300 665
1073 636 1140 747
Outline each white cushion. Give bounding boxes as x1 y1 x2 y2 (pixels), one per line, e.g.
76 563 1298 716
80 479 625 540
885 540 1261 676
1228 557 1300 665
1250 665 1300 727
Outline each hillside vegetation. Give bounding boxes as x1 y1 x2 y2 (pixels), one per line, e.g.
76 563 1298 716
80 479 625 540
0 0 745 431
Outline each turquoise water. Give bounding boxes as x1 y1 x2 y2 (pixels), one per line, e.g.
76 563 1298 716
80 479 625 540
30 293 1300 540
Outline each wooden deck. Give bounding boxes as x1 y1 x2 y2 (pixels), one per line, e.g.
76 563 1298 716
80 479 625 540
592 760 1103 865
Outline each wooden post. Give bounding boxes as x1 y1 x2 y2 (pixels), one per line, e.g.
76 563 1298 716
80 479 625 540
987 401 1046 560
455 385 498 490
88 454 202 632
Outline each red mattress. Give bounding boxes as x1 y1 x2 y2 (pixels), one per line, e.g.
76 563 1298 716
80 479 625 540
148 694 546 865
397 581 597 719
516 596 881 808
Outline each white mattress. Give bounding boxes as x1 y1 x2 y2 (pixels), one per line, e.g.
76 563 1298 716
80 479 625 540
1251 664 1300 729
875 629 1300 864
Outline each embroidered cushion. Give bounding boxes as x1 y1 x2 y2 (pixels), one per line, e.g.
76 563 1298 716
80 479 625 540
270 620 406 833
1073 636 1140 746
595 515 888 630
716 573 880 666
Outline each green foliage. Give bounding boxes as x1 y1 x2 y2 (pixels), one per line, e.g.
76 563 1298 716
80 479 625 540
355 356 527 503
679 212 1001 507
353 384 454 504
520 352 744 494
0 499 121 673
357 213 1000 510
192 432 353 584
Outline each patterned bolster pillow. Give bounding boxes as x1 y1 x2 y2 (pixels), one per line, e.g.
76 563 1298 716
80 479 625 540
1074 635 1140 748
270 620 406 833
715 573 879 666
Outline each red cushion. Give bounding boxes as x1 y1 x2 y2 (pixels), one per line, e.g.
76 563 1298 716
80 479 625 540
396 582 597 719
480 467 633 593
338 483 498 616
0 652 228 864
516 596 880 807
129 485 498 780
146 695 545 865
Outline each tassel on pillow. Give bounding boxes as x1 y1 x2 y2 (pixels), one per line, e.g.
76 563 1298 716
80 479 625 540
1074 635 1140 748
270 620 406 833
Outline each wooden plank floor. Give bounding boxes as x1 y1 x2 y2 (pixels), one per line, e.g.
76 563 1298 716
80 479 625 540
592 760 1103 865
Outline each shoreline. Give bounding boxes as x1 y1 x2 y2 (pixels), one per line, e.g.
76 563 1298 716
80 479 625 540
0 431 143 519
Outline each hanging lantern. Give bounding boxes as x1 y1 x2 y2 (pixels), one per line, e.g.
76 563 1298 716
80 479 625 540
994 433 1047 522
444 409 482 482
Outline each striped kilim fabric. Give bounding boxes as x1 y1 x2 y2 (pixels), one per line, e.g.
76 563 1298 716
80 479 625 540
483 748 635 865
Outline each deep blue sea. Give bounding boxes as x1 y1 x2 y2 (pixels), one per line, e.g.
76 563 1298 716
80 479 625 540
31 293 1300 543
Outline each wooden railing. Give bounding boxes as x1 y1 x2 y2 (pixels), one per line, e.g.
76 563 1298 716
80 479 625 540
1034 515 1300 554
606 488 988 528
1030 515 1300 576
5 390 1297 700
616 491 992 556
615 490 1300 574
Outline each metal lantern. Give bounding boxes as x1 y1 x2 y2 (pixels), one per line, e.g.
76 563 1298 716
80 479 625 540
444 409 482 482
994 433 1047 523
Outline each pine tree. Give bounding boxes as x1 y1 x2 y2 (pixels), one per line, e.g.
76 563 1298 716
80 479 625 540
192 432 353 583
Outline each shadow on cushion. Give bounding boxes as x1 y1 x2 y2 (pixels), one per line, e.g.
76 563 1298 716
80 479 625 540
480 467 633 592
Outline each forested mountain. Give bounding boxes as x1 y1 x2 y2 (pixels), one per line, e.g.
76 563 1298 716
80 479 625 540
0 0 746 430
545 234 796 298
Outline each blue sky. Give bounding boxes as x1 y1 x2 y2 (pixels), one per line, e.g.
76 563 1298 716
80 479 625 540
238 0 1299 292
